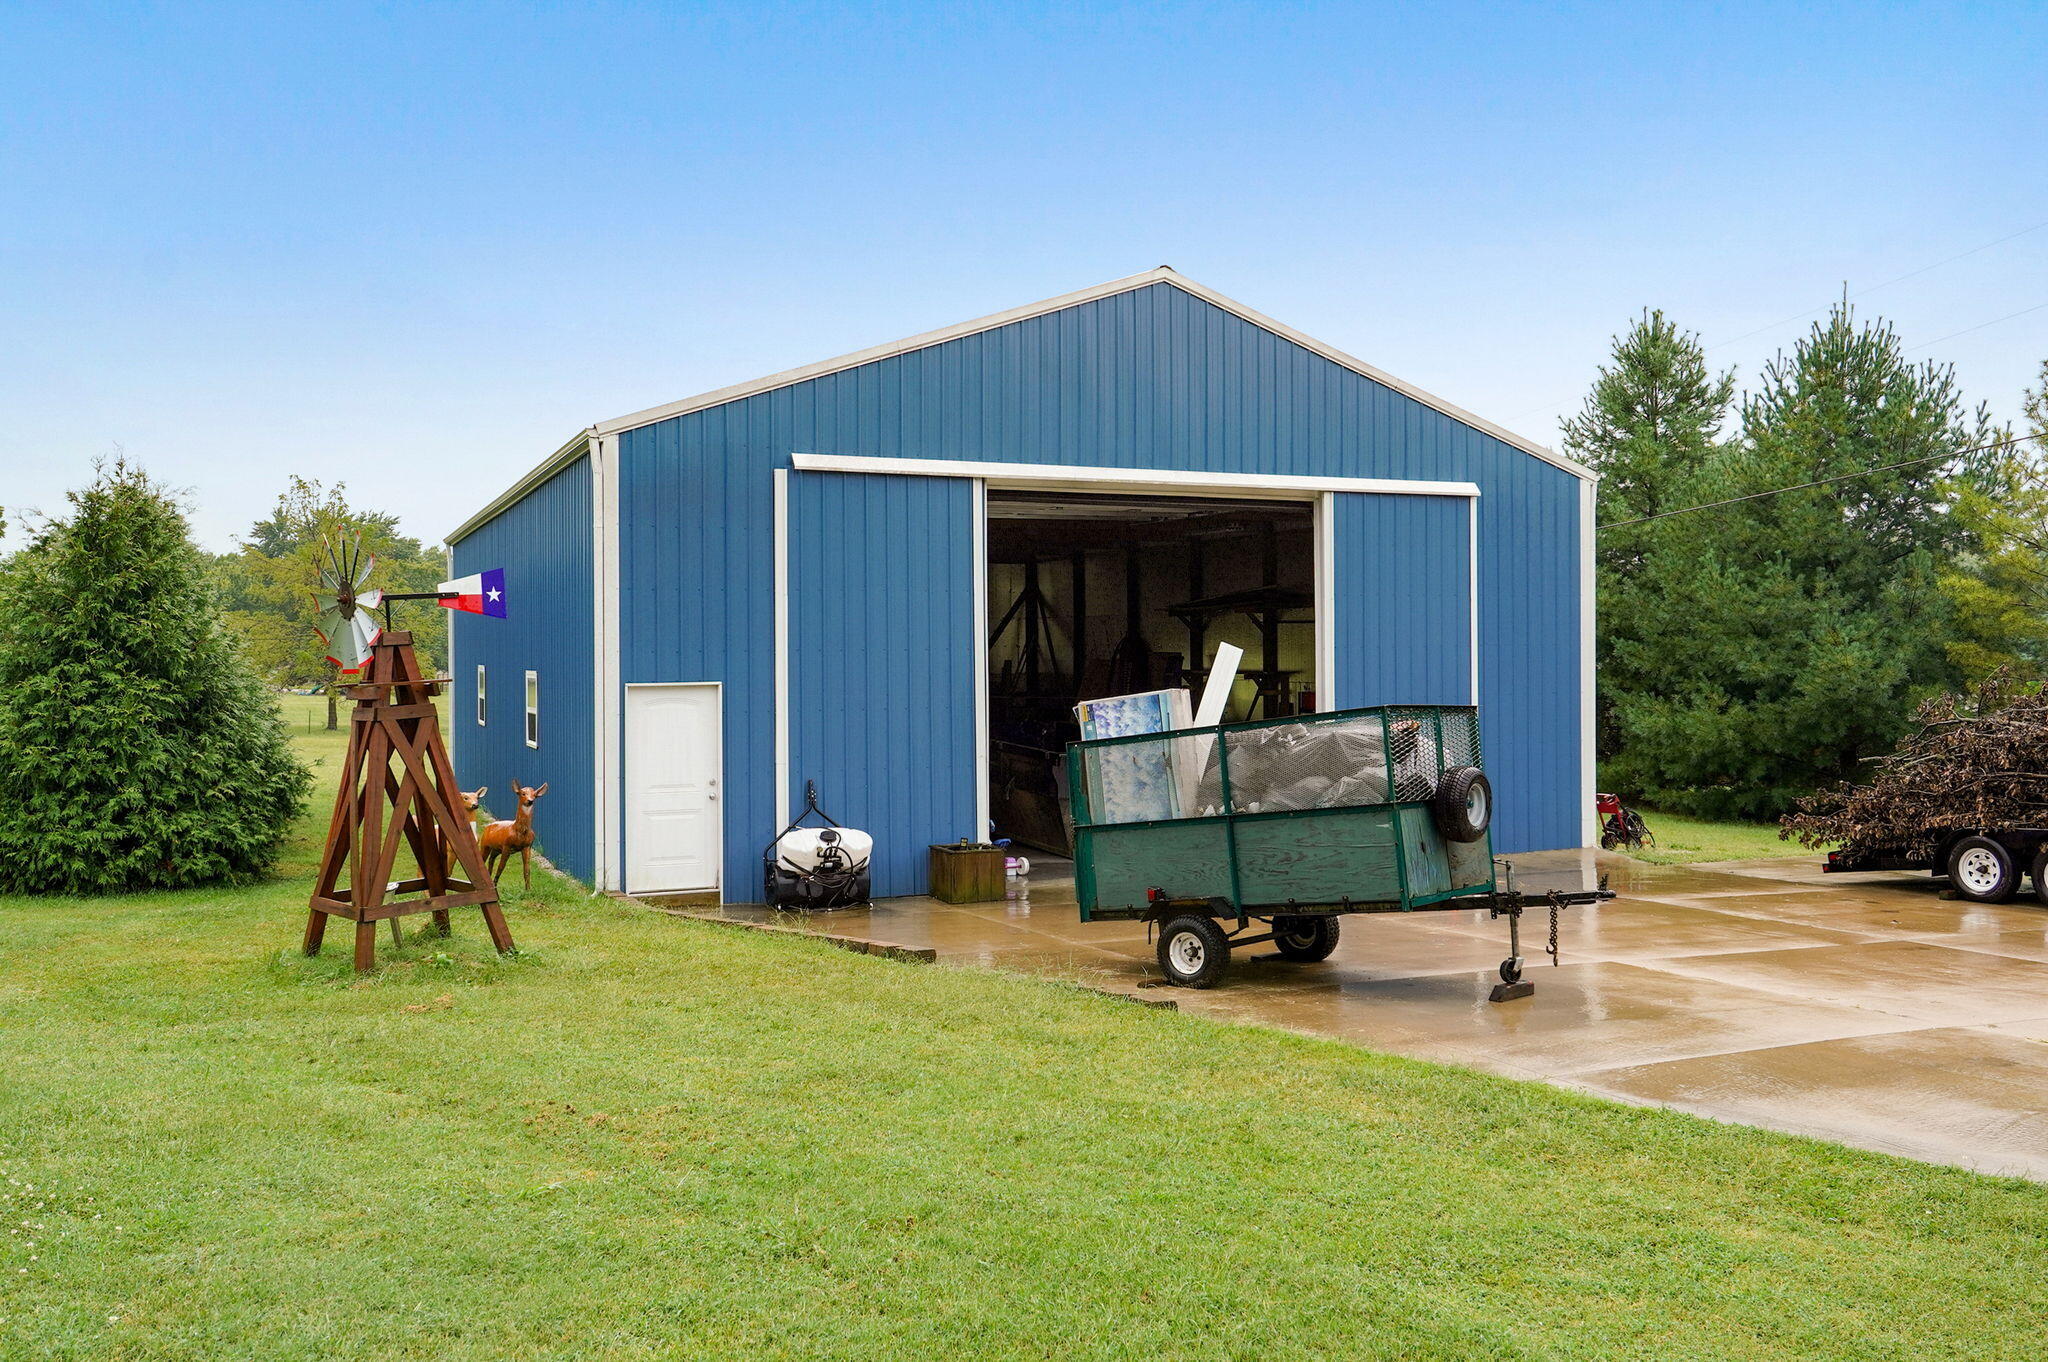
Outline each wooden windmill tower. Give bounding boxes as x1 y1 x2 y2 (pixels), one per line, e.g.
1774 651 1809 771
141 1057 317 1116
303 536 513 972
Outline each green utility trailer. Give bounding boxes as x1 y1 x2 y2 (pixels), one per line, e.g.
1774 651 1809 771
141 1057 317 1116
1068 704 1609 993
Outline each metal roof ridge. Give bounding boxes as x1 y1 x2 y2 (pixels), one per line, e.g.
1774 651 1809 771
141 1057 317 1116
449 266 1589 541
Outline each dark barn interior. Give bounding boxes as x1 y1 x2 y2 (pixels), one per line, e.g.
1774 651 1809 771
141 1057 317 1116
986 490 1316 856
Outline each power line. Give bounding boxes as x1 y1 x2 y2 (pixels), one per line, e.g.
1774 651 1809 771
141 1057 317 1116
1502 216 2048 425
1600 432 2031 531
1704 218 2048 354
1904 299 2048 354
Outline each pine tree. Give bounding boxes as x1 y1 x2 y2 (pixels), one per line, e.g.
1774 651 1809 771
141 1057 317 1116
1601 303 1992 819
0 461 311 894
1562 309 1736 544
1561 311 1735 761
2028 359 2048 447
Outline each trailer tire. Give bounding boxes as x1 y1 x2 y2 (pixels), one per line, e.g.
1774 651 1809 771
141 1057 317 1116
2031 846 2048 904
1947 836 2019 903
1272 914 1341 962
1433 767 1492 843
1157 914 1230 988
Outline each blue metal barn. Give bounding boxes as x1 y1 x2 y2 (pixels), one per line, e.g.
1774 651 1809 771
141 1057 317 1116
447 269 1596 900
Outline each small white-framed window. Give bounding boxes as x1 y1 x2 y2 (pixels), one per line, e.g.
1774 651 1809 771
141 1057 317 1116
524 670 539 748
476 665 487 726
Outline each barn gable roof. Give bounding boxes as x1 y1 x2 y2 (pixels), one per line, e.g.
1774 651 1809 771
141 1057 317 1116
450 267 1588 543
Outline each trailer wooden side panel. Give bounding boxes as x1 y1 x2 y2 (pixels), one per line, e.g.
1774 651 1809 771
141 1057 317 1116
1081 820 1235 911
1233 810 1402 905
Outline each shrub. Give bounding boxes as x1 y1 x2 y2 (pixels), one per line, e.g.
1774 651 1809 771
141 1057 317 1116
0 462 311 894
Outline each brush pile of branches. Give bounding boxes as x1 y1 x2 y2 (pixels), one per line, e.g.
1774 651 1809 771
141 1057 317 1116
1783 671 2048 855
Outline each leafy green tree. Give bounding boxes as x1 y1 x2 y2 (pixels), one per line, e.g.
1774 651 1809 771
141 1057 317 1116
1562 310 1735 761
1938 384 2044 681
213 478 447 727
0 461 310 894
1601 303 1994 820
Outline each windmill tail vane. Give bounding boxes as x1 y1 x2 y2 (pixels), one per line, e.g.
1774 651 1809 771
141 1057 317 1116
312 533 507 674
436 567 507 618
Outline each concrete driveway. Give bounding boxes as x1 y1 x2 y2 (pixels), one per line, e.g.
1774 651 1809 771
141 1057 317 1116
681 851 2048 1180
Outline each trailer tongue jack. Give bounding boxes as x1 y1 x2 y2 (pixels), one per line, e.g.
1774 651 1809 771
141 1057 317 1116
1485 883 1611 1001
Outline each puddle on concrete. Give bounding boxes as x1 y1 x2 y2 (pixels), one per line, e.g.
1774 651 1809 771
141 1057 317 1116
661 848 2048 1178
1649 939 2048 1026
1577 1026 2048 1180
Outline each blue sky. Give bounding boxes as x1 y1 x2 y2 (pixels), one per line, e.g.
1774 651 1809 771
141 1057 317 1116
3 2 2044 552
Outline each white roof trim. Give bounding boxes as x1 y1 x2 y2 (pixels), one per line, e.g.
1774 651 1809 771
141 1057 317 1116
591 268 1176 439
791 453 1479 500
450 266 1589 540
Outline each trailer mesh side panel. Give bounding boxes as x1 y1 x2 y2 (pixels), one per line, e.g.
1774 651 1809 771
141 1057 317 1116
1071 705 1483 829
1070 732 1216 826
1217 714 1393 814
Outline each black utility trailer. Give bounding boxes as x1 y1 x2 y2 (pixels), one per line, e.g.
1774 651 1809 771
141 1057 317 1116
1828 827 2048 904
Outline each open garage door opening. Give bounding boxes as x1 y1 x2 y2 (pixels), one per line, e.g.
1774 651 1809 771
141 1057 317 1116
985 490 1317 860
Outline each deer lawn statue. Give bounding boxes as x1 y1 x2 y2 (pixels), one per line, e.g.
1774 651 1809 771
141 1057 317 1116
445 787 488 874
481 782 547 891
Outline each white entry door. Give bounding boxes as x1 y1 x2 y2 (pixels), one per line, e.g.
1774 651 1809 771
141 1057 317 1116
625 684 722 893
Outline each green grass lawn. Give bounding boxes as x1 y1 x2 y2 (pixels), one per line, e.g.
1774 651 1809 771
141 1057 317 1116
1616 808 1823 867
0 699 2041 1359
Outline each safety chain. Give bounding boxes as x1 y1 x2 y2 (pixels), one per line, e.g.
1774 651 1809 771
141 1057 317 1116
1546 891 1562 966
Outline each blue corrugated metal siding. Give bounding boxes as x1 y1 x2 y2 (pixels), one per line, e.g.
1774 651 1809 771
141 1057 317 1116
787 472 977 896
619 280 1584 895
450 456 594 883
1328 490 1560 851
1330 491 1472 700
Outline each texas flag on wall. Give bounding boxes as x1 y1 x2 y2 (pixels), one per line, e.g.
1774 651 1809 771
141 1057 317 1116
437 567 508 618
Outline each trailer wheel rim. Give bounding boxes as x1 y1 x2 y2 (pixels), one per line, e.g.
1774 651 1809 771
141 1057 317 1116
1957 846 2004 894
1167 930 1207 976
1465 783 1489 829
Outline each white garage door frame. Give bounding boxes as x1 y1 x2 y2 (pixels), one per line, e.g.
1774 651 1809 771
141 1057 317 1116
623 680 724 895
776 454 1482 854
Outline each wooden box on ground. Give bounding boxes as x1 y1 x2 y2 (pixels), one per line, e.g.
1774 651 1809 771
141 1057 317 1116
928 843 1007 903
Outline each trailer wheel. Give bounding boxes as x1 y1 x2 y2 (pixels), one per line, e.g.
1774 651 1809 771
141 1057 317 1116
1499 956 1523 985
1156 914 1230 988
1947 836 2019 903
1272 914 1341 962
1433 767 1492 843
2031 846 2048 904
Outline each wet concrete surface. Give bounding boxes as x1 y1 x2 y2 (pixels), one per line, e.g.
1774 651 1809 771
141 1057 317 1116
675 850 2048 1180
